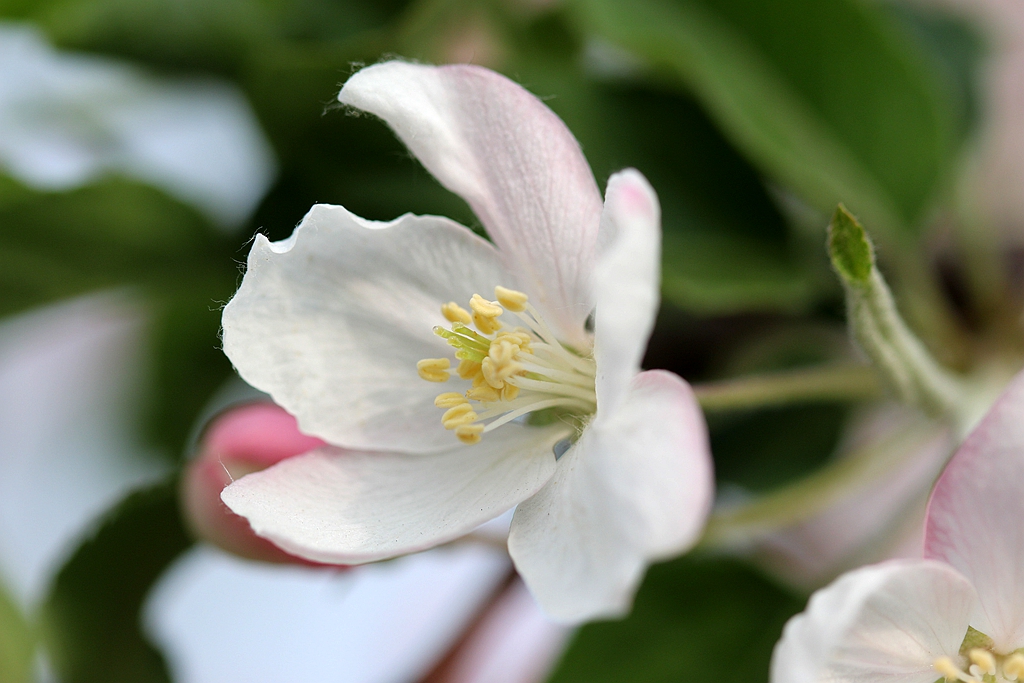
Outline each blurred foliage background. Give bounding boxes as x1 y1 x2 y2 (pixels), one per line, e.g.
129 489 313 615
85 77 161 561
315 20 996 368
0 0 1000 680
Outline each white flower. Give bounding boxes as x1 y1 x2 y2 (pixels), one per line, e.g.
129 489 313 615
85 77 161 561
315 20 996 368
770 367 1024 683
218 61 714 623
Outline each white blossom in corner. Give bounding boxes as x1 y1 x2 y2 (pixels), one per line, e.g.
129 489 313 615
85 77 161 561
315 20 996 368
219 61 714 623
771 367 1024 683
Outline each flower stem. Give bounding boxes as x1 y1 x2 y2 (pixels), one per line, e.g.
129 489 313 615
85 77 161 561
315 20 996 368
699 416 947 549
828 205 965 419
691 364 882 412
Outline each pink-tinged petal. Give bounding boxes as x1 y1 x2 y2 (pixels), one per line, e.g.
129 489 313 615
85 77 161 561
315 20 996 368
925 367 1024 651
339 62 602 346
771 560 977 683
593 169 661 417
221 423 568 565
507 370 712 623
181 403 326 564
222 204 517 454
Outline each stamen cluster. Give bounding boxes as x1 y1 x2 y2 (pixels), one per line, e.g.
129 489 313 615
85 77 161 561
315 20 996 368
416 286 597 445
935 647 1024 682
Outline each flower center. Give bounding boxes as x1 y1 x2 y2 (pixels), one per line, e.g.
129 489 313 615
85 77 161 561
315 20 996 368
934 647 1024 683
416 286 597 445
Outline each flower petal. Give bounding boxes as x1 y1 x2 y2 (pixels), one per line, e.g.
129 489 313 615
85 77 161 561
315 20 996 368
507 370 712 623
339 61 603 346
593 169 661 416
925 368 1024 651
771 560 977 683
222 204 516 453
220 423 568 564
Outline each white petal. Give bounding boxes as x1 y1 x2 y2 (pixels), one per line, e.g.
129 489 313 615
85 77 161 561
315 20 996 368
220 424 568 564
925 368 1024 651
593 169 662 416
771 560 977 683
339 61 603 346
222 204 517 453
507 370 712 623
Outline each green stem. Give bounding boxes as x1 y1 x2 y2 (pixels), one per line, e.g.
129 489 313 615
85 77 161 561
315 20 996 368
691 364 882 412
700 416 947 549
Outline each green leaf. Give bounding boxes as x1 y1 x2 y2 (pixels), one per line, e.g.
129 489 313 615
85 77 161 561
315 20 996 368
828 204 874 286
710 403 849 492
14 0 408 75
570 0 965 236
547 555 802 683
0 177 228 318
661 228 815 313
504 39 822 314
40 479 192 683
0 580 34 683
145 286 236 457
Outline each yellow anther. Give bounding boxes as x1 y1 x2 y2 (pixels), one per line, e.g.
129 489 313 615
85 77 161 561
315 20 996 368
456 359 482 380
441 302 472 324
417 358 451 382
467 384 501 403
969 649 996 676
933 657 974 682
1004 654 1024 680
494 286 528 312
501 384 520 401
441 404 477 429
470 294 503 318
434 392 468 408
455 424 484 444
473 312 502 335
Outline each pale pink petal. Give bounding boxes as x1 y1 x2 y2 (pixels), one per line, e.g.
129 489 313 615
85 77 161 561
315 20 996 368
771 560 977 683
507 370 712 623
339 61 602 346
593 169 661 416
925 368 1024 651
221 423 568 564
222 204 517 454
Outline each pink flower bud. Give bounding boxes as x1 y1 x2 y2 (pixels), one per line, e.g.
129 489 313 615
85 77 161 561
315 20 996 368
181 402 327 564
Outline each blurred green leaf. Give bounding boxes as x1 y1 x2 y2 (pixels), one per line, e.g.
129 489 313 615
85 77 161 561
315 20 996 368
0 176 226 317
547 555 801 683
570 0 965 237
40 478 192 683
145 286 235 458
0 581 34 683
710 403 849 492
660 229 814 313
507 34 822 314
12 0 410 74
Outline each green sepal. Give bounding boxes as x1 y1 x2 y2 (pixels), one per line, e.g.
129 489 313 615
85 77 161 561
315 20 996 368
959 626 995 655
828 204 875 286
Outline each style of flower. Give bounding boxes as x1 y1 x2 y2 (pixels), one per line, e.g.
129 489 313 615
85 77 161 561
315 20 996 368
770 367 1024 683
218 61 714 623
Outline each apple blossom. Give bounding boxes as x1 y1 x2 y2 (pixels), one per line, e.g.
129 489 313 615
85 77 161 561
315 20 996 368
217 61 714 622
770 367 1024 683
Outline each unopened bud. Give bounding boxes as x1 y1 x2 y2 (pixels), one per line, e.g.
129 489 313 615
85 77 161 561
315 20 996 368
181 402 328 564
